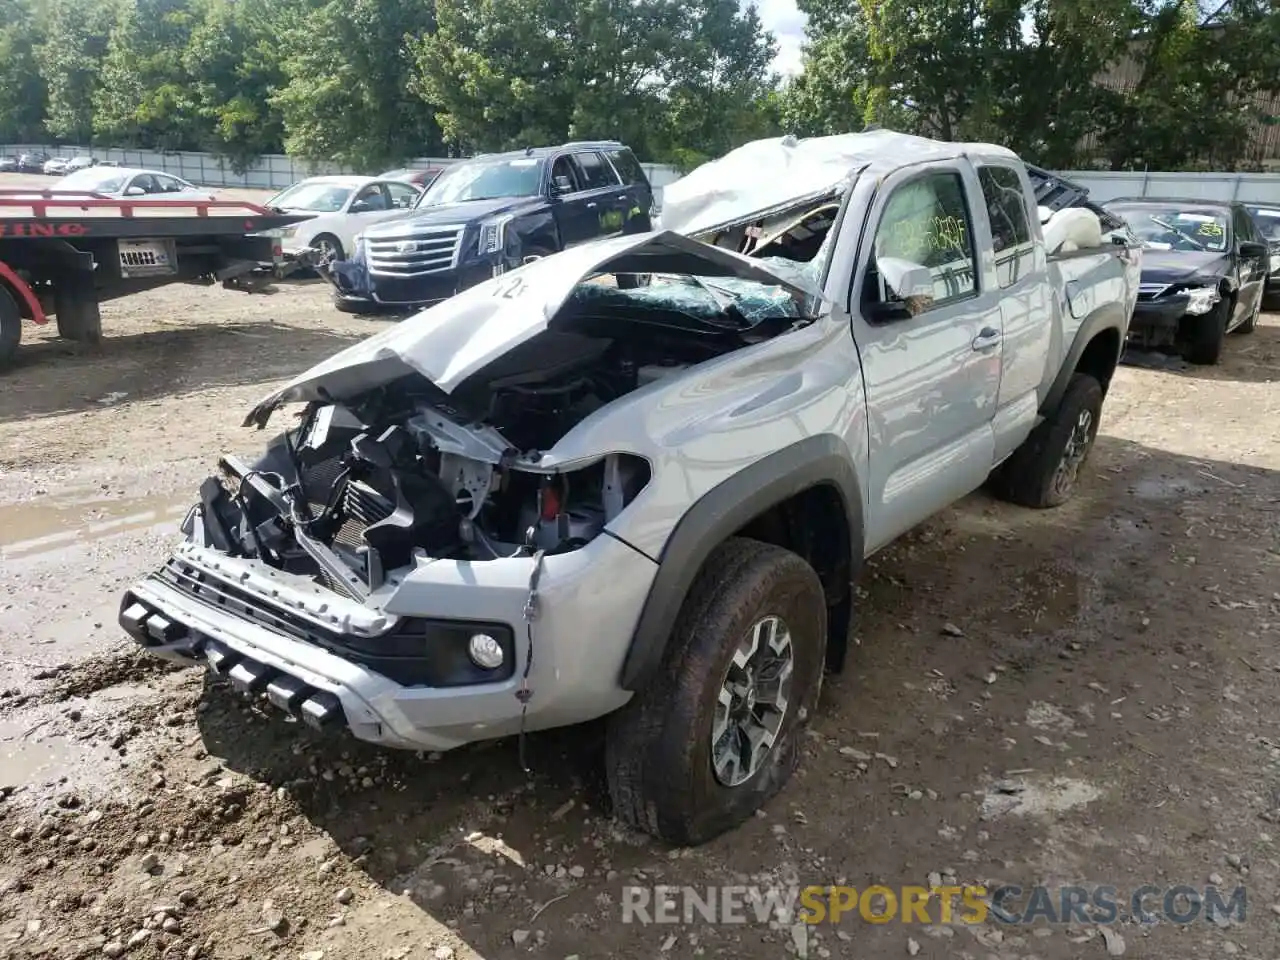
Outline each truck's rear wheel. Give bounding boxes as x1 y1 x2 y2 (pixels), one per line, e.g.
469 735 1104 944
0 285 21 369
606 537 826 845
53 274 102 343
988 372 1103 509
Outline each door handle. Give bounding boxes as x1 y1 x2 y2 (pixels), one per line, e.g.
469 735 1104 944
586 202 597 209
971 327 1002 350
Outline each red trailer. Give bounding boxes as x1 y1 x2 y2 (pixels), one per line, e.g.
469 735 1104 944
0 189 314 369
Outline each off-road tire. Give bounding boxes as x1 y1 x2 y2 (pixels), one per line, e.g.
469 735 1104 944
988 372 1104 509
1183 297 1229 365
605 537 827 845
1236 294 1261 334
0 284 21 369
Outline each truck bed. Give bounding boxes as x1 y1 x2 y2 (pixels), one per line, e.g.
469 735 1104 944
0 191 309 239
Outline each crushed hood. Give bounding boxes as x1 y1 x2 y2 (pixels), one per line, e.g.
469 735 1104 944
246 229 824 427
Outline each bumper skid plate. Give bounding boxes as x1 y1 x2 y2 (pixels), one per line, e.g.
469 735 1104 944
119 592 346 732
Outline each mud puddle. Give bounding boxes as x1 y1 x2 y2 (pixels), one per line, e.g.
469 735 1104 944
0 491 189 561
0 717 122 794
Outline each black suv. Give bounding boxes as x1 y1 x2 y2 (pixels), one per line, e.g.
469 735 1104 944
1106 196 1269 364
327 141 654 313
1246 204 1280 305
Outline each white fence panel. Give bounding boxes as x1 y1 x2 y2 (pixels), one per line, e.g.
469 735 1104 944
2 142 684 202
1059 170 1280 206
0 143 462 191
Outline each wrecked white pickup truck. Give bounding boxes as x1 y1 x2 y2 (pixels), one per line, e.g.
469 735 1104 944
119 131 1140 845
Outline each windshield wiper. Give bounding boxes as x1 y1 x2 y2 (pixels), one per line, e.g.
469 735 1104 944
1150 216 1206 251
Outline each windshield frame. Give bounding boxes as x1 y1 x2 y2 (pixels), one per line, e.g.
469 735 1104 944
269 180 357 213
1107 202 1232 253
416 157 546 207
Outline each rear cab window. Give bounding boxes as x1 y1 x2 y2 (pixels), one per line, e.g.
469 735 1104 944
572 152 621 190
977 165 1034 287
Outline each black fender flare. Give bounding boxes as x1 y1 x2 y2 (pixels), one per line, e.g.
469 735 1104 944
1041 302 1128 416
618 434 864 691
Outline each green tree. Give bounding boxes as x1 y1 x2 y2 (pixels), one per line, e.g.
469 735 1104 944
1098 0 1280 170
35 0 116 143
93 0 202 150
411 0 778 162
184 0 288 168
994 0 1140 168
778 0 872 137
0 0 48 143
272 0 443 171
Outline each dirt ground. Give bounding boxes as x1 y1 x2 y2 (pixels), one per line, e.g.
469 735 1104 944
0 269 1278 960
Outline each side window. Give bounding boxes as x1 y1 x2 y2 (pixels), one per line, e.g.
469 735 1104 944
865 171 976 318
550 155 581 193
1235 208 1256 244
978 165 1033 288
572 151 620 190
385 182 420 208
155 175 182 193
606 148 647 186
352 184 386 211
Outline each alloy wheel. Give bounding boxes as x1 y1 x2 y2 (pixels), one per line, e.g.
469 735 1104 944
1051 408 1095 499
710 615 794 787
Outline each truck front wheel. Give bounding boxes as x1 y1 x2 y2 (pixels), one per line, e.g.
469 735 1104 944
988 372 1103 509
0 285 20 369
606 537 827 845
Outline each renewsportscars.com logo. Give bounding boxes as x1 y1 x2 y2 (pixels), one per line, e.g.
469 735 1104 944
621 884 1249 926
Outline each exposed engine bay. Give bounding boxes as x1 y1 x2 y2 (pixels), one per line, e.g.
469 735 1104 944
188 276 813 601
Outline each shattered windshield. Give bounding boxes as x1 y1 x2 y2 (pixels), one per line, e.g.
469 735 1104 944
419 157 544 205
269 182 355 212
571 265 816 329
1108 203 1229 253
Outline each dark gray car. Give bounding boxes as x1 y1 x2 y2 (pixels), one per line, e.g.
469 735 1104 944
1107 197 1269 364
1246 204 1280 302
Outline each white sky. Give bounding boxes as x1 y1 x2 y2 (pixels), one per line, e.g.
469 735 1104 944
752 0 807 76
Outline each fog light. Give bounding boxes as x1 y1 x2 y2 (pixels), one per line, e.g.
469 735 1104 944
467 633 505 670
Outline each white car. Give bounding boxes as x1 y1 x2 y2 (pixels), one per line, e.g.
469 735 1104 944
43 157 70 176
54 166 214 201
264 176 423 261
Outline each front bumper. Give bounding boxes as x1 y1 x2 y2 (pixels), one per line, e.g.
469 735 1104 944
120 536 657 751
1128 295 1192 348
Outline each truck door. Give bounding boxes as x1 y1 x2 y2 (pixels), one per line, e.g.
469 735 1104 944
975 163 1051 463
849 163 1004 552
